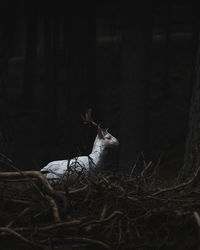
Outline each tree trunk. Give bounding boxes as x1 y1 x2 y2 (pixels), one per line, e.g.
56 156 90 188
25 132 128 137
120 2 153 172
62 7 72 153
81 4 99 151
0 5 11 155
63 4 97 154
43 5 60 145
163 0 172 99
21 2 38 108
181 31 200 179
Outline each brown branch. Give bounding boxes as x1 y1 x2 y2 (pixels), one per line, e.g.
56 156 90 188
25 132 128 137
194 211 200 250
2 198 34 205
0 227 45 249
100 204 107 220
151 166 200 197
68 184 88 194
6 207 31 228
81 210 123 228
0 162 48 198
0 171 53 191
127 196 139 201
52 236 110 249
194 211 200 227
15 220 82 232
140 161 153 177
151 178 194 196
0 171 67 205
99 210 123 223
45 195 61 223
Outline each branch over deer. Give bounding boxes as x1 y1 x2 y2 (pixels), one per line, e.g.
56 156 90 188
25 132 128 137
40 109 119 181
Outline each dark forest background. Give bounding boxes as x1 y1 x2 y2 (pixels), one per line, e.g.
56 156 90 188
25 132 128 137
0 1 199 179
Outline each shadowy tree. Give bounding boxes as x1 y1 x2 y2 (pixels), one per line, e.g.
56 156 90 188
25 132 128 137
43 5 60 144
62 4 97 155
181 30 200 179
0 5 10 156
163 0 172 99
21 2 38 108
120 2 153 171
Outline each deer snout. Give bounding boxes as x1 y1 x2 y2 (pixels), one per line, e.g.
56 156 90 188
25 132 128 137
114 140 120 146
110 137 119 147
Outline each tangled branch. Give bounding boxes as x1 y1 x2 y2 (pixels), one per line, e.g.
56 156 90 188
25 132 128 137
0 168 200 249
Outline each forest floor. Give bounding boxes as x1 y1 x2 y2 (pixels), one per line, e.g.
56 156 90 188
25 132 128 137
0 164 200 250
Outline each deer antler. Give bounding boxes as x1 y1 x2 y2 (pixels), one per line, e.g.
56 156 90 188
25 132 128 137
81 109 98 127
81 109 106 139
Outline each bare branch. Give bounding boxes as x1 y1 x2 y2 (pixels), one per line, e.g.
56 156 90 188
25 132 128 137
151 165 200 197
15 220 82 232
51 236 110 249
194 211 200 227
45 195 61 223
6 208 31 228
0 227 45 249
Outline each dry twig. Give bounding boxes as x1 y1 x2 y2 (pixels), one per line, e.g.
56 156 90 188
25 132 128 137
45 195 61 223
0 227 45 249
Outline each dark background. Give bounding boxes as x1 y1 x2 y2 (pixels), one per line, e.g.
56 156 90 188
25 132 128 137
0 1 198 178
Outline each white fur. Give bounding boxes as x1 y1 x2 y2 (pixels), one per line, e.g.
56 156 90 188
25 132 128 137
41 132 119 181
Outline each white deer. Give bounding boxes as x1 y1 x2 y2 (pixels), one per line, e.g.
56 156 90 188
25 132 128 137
40 110 119 181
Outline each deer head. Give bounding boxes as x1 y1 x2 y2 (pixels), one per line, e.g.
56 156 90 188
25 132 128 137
81 109 119 148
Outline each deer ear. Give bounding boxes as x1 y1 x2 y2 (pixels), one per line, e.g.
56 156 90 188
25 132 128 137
98 126 104 139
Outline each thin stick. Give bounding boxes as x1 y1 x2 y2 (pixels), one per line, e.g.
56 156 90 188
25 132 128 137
52 236 110 249
0 171 53 191
0 171 67 205
100 204 107 220
81 210 123 228
194 211 200 250
151 166 200 197
68 184 88 194
194 211 200 227
0 227 45 249
45 195 61 223
2 198 34 205
6 207 30 228
140 161 152 177
151 180 193 196
15 220 81 232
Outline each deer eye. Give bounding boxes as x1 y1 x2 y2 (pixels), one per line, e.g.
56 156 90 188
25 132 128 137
106 135 111 140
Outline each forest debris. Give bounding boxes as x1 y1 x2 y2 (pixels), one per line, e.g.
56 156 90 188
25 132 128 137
151 165 200 196
0 171 68 206
0 170 200 249
0 171 53 191
140 161 153 177
0 227 45 249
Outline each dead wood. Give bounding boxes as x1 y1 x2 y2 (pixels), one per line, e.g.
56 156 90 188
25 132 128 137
45 195 61 223
0 227 45 249
1 169 200 249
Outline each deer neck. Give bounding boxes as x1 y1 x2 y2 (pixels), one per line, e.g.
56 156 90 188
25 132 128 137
89 143 106 167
